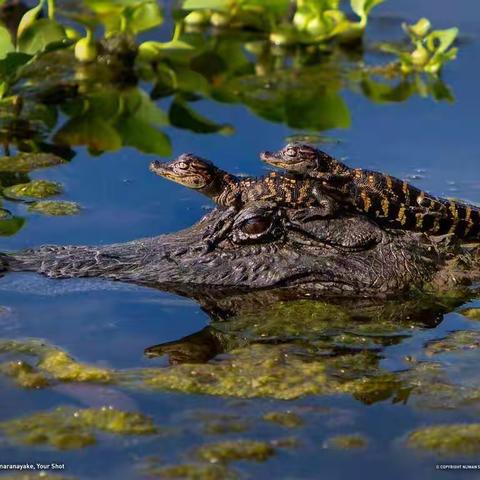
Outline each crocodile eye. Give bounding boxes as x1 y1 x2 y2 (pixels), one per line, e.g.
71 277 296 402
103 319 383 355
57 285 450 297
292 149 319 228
176 162 188 171
241 216 271 236
285 147 297 157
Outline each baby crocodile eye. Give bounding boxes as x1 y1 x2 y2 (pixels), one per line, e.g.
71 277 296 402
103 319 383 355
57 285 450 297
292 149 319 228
285 148 297 157
241 217 271 236
176 162 188 170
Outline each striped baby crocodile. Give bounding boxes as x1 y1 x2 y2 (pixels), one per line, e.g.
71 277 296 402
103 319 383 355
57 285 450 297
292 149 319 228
149 153 337 216
261 143 480 239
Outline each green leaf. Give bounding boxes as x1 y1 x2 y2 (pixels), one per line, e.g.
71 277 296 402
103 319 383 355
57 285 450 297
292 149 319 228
121 89 168 125
0 216 25 236
17 0 45 38
169 98 233 134
115 117 171 155
17 19 66 55
54 114 122 152
406 18 431 38
285 91 350 130
426 27 458 54
182 0 229 11
0 25 14 60
360 78 416 103
350 0 384 21
0 52 32 80
124 1 163 34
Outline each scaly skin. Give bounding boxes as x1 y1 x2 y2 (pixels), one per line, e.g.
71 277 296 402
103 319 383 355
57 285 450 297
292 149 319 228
149 154 336 215
2 199 479 300
261 144 480 240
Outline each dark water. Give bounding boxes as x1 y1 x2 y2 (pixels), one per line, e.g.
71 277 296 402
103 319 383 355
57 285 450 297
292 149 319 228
0 1 480 479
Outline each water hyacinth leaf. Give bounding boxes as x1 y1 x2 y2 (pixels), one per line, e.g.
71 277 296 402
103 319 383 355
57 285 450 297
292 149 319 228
426 27 458 53
17 0 45 38
138 40 194 63
0 25 13 59
0 216 25 236
84 90 122 120
360 78 416 103
123 1 164 34
182 0 229 11
54 114 122 152
0 52 32 80
18 19 66 55
169 98 233 134
403 18 431 39
121 89 168 125
115 117 172 155
285 91 350 130
351 0 384 21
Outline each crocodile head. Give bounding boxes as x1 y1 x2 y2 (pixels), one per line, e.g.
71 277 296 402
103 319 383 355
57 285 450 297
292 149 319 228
261 143 338 174
9 200 461 300
150 153 221 190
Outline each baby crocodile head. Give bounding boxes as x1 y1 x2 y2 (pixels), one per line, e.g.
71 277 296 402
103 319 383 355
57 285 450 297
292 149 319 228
261 143 334 174
150 154 219 190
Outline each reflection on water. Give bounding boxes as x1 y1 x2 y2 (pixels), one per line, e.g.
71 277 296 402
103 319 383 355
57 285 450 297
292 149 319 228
0 0 479 479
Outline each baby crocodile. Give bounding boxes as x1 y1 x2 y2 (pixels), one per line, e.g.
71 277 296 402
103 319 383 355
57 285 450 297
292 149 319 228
261 143 480 239
149 153 336 214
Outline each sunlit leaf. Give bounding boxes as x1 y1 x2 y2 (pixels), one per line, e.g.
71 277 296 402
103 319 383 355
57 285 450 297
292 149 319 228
18 19 66 55
169 98 233 134
115 117 171 155
17 0 45 38
426 27 458 53
182 0 229 11
124 1 163 34
54 114 122 152
0 25 13 60
138 39 193 62
403 18 431 39
351 0 384 20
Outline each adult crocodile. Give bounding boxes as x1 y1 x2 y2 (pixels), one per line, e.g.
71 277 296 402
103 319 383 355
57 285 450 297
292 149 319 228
1 194 479 300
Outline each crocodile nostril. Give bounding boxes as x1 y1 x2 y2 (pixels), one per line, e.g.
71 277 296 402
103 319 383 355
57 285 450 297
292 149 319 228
150 161 162 171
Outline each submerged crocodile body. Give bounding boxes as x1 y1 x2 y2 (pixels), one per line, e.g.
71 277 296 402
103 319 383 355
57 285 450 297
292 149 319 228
149 154 336 215
261 144 480 239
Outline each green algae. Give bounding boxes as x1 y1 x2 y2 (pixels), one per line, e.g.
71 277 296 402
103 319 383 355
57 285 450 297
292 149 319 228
145 464 237 480
202 418 249 435
3 180 63 199
0 153 65 173
1 360 50 388
425 331 480 356
326 434 368 450
143 344 332 400
460 308 480 321
0 406 157 450
407 424 480 455
27 201 80 216
0 339 112 386
263 411 303 428
196 440 275 464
